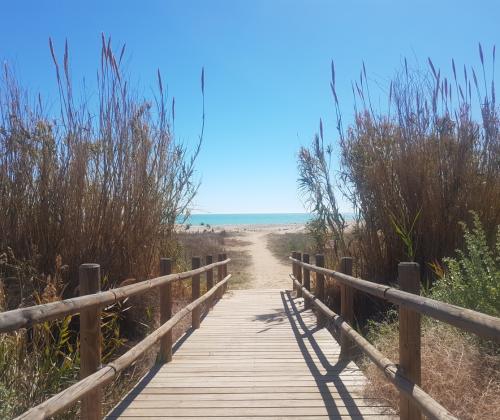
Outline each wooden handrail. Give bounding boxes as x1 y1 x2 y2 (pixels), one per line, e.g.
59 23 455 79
290 252 500 420
289 256 500 342
290 275 456 420
0 258 230 333
16 273 232 420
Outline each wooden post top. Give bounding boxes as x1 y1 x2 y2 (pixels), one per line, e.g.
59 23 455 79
398 262 420 294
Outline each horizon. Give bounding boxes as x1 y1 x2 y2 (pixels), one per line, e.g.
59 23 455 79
189 211 312 215
1 1 498 214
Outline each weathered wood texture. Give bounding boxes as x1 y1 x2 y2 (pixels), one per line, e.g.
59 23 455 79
206 255 214 290
291 251 299 294
16 275 232 420
159 258 173 363
289 257 500 342
0 258 230 333
107 289 395 419
302 253 311 310
339 257 353 358
315 254 326 327
398 263 422 420
292 276 456 420
79 264 102 420
217 254 225 299
191 257 202 329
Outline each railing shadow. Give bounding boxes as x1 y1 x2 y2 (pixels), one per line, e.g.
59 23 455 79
106 362 160 417
280 290 365 418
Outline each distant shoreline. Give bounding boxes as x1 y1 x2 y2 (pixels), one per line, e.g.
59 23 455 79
179 212 354 227
177 222 307 234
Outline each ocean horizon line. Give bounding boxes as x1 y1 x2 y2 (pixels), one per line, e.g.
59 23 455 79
180 212 354 226
190 211 311 215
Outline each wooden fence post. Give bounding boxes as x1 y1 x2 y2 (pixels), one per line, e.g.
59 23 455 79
192 257 201 329
217 253 224 299
159 258 172 363
315 254 325 326
79 263 102 420
206 255 214 290
296 252 303 298
222 253 228 293
205 255 214 309
291 251 298 295
340 257 354 357
303 253 311 309
398 262 422 420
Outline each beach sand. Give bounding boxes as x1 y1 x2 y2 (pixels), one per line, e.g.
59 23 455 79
229 226 303 289
189 223 306 289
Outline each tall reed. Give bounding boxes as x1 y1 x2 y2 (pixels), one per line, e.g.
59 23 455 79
299 45 500 284
0 35 204 417
0 35 203 303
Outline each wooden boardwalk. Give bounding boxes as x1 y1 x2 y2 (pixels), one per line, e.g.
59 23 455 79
107 289 394 419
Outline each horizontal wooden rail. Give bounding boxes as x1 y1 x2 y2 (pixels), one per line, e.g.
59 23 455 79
16 273 232 420
290 275 456 420
0 258 230 334
289 257 500 342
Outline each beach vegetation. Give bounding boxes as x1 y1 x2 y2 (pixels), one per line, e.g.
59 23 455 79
297 45 500 418
0 36 205 417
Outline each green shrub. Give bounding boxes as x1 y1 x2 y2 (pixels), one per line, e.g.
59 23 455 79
431 213 499 317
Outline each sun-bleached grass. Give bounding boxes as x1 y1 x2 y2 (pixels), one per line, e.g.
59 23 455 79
363 319 500 420
266 231 316 263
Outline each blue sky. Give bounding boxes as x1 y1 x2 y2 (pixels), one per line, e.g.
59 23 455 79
1 1 498 213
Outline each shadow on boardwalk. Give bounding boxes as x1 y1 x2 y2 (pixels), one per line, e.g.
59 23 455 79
107 289 393 419
281 290 364 418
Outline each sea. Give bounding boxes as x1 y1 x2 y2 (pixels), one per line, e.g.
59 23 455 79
181 213 354 227
183 213 311 226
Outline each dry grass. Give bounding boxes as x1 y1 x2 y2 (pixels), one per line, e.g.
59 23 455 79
339 51 500 284
0 36 202 303
363 320 500 419
266 232 316 263
298 47 500 285
224 233 253 289
297 47 500 418
0 35 205 418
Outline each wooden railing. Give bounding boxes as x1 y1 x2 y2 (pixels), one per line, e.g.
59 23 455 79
290 253 500 420
0 253 230 420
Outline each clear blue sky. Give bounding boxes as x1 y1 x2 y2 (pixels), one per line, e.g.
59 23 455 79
1 1 498 213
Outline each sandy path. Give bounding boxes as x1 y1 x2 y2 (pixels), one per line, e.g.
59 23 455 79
229 230 291 289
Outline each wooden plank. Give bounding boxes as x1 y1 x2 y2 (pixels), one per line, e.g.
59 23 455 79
106 290 394 419
124 399 392 408
108 416 397 420
115 406 394 416
127 392 370 401
133 386 367 394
